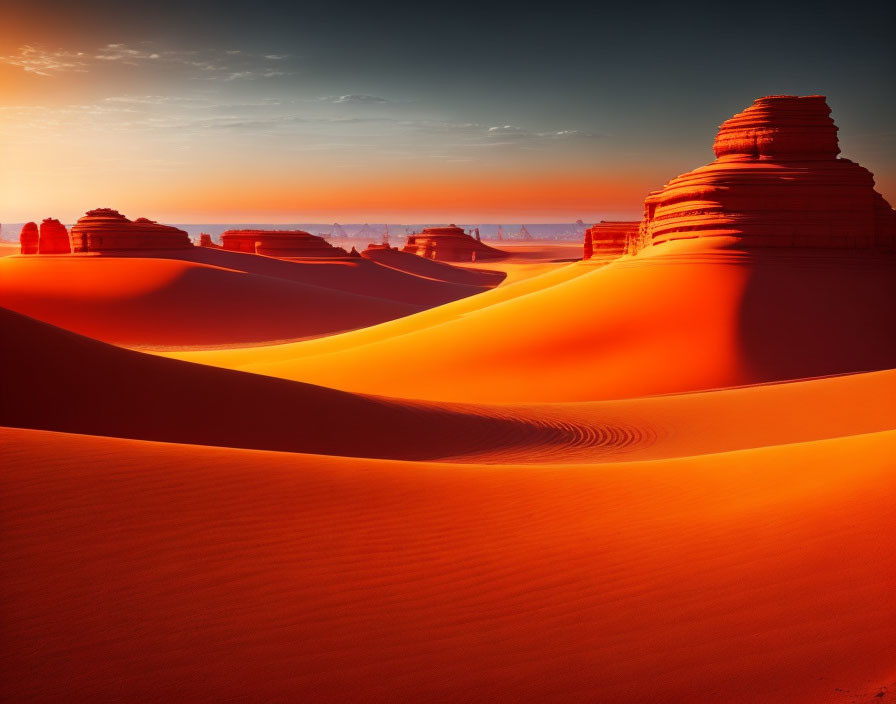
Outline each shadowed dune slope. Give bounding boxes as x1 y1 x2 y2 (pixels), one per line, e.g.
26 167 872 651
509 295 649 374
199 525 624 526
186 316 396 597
175 251 896 402
166 246 490 306
0 256 422 347
162 260 596 364
360 246 507 287
0 307 587 461
2 307 893 463
1 426 894 703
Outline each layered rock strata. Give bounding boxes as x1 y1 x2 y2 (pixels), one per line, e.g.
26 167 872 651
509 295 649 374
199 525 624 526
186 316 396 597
637 95 896 253
70 209 192 252
38 218 71 254
402 225 507 262
583 221 640 259
19 222 38 254
220 230 349 258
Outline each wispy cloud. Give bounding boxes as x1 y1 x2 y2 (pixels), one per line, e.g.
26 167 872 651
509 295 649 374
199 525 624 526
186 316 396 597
539 129 597 138
0 43 292 80
0 88 603 168
0 102 400 139
94 43 163 62
223 69 286 81
398 120 604 146
0 100 598 144
485 124 598 140
488 124 526 134
102 95 213 106
0 45 89 76
321 94 391 104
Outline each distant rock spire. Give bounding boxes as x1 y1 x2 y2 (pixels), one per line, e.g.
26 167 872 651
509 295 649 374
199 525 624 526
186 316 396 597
39 218 71 254
19 222 38 254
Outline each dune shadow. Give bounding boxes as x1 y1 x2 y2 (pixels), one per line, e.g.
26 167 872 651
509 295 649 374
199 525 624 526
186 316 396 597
0 308 643 463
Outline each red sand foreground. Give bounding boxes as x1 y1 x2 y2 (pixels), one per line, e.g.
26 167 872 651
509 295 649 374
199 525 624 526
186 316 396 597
1 426 894 703
1 95 894 702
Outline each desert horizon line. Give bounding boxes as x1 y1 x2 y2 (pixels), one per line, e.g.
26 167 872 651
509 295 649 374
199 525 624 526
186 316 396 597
0 215 644 228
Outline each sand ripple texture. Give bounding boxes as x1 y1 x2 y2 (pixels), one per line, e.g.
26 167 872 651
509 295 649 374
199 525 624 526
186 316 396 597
387 399 657 464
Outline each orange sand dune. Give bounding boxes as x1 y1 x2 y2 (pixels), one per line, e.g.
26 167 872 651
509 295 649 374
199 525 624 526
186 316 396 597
463 257 583 285
163 259 595 364
1 425 893 702
0 306 598 461
490 240 585 260
169 246 491 307
175 251 895 402
461 241 589 284
0 256 422 347
467 368 896 464
3 307 893 464
0 241 20 257
361 246 507 287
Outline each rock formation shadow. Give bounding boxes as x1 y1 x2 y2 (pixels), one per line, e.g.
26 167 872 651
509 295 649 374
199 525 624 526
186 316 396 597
736 251 896 382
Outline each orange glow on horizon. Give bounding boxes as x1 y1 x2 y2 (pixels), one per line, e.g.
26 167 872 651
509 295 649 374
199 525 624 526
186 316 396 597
3 162 656 224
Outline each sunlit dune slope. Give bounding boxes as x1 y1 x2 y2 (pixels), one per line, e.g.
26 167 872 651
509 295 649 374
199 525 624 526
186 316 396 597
1 426 893 703
0 241 20 257
163 260 595 364
472 368 896 463
165 246 490 306
461 241 588 284
463 257 580 284
492 240 585 260
0 256 421 347
0 306 603 461
2 307 893 463
175 251 895 402
360 246 507 287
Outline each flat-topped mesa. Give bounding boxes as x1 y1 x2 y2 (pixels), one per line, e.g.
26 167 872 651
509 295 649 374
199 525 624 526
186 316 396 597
402 225 507 262
38 218 71 254
220 229 350 258
583 221 640 260
639 95 896 253
70 209 193 252
19 222 39 254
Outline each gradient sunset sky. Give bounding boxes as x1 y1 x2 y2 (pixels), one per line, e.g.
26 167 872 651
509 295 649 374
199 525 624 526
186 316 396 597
2 0 894 223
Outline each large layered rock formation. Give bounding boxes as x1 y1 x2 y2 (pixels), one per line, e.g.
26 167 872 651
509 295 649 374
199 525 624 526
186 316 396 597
637 95 896 254
583 221 640 260
38 218 71 254
220 229 349 258
70 209 192 252
402 225 507 262
19 222 38 254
